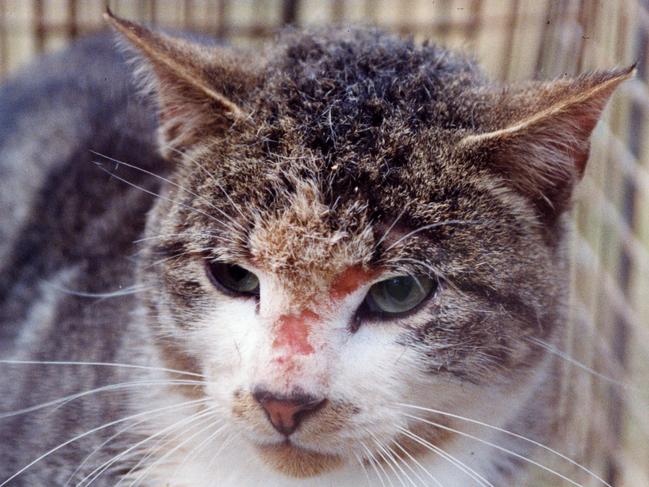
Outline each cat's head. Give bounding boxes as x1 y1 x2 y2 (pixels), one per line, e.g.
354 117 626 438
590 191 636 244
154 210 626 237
106 12 631 478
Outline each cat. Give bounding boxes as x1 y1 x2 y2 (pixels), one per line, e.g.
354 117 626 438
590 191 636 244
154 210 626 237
0 9 632 487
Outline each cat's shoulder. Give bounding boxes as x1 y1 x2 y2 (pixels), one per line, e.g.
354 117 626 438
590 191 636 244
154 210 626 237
0 31 166 328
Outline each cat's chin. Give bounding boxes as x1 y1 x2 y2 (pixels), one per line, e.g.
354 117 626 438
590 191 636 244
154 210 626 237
254 441 343 478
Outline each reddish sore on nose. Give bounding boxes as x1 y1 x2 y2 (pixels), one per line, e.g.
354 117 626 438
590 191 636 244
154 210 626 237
272 310 318 355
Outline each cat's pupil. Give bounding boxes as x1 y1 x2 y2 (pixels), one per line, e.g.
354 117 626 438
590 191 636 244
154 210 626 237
385 277 413 301
229 265 249 283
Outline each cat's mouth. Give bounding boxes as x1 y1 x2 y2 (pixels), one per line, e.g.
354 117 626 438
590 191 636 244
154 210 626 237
254 440 343 478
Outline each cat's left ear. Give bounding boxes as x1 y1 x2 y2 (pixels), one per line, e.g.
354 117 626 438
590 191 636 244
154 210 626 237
460 66 634 225
104 9 259 159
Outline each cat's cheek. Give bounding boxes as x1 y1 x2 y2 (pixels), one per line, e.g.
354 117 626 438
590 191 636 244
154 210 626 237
327 326 422 432
180 297 259 384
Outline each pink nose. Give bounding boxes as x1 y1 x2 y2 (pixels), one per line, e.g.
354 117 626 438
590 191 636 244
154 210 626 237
253 388 326 436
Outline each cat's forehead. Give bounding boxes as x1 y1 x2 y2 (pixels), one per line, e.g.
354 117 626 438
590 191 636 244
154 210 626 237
186 125 480 287
247 28 489 167
247 178 377 297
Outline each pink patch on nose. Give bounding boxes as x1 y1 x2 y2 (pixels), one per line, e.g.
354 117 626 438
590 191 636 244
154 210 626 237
272 310 318 355
330 265 376 300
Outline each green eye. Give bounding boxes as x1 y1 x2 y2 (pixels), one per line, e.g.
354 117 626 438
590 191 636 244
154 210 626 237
206 262 260 296
366 275 435 315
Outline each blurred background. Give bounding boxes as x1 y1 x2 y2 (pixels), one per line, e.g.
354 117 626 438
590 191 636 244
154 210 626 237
0 1 648 486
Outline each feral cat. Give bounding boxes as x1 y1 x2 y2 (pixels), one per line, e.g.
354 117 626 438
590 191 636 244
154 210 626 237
0 10 631 487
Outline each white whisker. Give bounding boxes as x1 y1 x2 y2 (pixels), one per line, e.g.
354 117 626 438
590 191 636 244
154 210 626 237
170 419 229 482
397 426 491 487
201 430 240 478
384 220 481 253
528 337 633 390
0 360 205 378
352 449 374 487
391 437 444 487
0 398 209 487
93 162 233 232
400 411 590 487
92 151 247 234
82 407 216 487
133 231 220 244
387 440 430 487
370 434 409 487
42 282 151 299
359 439 390 487
397 403 611 487
163 144 249 222
126 411 220 487
65 410 169 486
375 204 411 248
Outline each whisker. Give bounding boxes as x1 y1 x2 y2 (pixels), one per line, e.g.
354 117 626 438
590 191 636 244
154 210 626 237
92 162 232 232
0 359 205 378
359 440 390 487
163 144 249 222
395 257 463 295
352 449 374 487
132 231 221 244
42 282 151 300
375 204 411 249
169 420 229 482
92 151 247 234
527 336 633 390
370 434 409 487
397 403 611 487
400 411 590 487
201 429 239 478
391 438 444 487
65 410 172 486
81 407 216 487
125 411 220 487
143 246 216 269
386 440 430 487
0 379 207 419
396 426 491 487
48 380 207 416
0 398 210 487
384 220 481 253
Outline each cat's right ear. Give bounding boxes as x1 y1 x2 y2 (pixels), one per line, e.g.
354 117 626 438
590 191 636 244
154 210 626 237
104 9 258 159
458 67 633 227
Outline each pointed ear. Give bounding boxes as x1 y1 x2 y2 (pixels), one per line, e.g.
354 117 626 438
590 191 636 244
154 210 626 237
460 67 634 225
104 9 258 159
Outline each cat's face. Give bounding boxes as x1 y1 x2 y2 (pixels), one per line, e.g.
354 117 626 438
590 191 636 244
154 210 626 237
107 12 630 479
141 142 557 477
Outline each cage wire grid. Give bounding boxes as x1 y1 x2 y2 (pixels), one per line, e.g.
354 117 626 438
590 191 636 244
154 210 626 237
0 1 648 486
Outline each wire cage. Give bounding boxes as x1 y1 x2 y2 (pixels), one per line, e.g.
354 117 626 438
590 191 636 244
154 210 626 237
0 1 648 486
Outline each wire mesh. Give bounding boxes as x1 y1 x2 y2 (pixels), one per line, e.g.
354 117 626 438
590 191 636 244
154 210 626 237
0 1 648 485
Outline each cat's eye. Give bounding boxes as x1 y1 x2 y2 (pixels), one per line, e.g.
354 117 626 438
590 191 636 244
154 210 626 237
365 275 435 315
206 262 260 297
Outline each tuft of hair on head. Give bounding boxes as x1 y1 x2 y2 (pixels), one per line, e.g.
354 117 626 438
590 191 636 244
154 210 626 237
103 8 259 159
460 65 635 226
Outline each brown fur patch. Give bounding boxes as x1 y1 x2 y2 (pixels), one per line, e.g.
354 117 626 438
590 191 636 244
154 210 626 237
256 442 343 478
231 390 260 420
